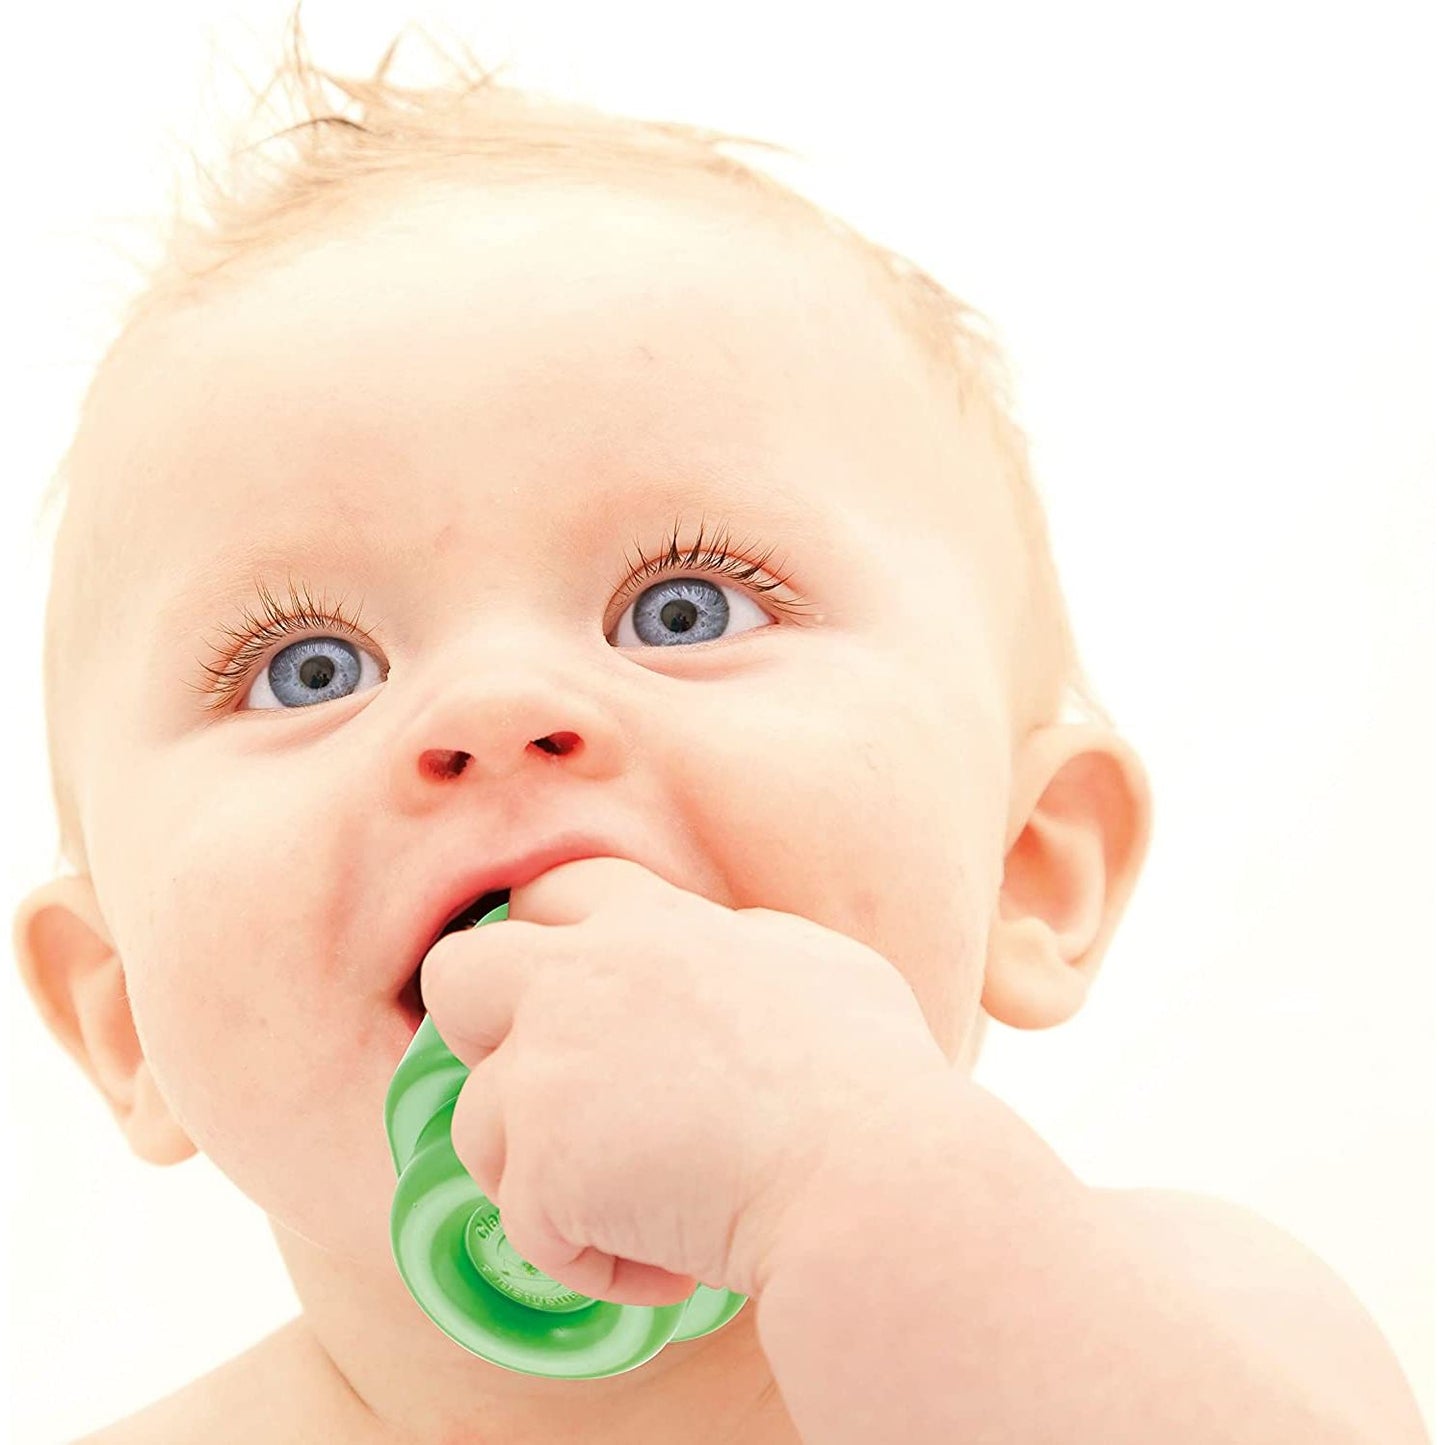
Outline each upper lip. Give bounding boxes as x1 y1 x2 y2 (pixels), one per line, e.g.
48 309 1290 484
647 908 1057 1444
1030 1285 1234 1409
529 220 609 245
406 831 632 991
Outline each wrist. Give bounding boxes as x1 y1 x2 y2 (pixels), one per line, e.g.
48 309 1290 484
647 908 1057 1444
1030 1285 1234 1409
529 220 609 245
751 1068 973 1293
754 1068 1088 1299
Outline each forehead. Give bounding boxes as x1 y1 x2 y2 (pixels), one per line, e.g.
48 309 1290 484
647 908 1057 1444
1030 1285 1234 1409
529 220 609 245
65 179 996 624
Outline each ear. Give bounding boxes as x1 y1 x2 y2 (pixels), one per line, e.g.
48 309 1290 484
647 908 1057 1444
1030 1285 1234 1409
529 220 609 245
11 874 197 1165
982 722 1153 1030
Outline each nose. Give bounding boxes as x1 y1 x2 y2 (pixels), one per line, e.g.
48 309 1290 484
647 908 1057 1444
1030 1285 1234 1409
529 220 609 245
390 658 628 808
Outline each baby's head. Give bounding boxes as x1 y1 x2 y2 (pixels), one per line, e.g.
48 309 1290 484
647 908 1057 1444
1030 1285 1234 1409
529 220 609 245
14 12 1149 1287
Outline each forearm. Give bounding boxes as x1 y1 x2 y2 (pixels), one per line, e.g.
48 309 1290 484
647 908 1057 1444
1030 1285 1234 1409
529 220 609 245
754 1075 1376 1445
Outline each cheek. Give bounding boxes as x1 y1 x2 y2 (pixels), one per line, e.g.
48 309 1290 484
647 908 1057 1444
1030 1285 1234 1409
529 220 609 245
99 743 386 1044
121 924 403 1265
90 802 402 1264
668 642 991 1054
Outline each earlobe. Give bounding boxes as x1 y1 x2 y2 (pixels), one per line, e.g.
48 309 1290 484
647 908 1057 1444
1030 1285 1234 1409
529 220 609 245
982 915 1091 1029
982 722 1153 1030
11 874 197 1166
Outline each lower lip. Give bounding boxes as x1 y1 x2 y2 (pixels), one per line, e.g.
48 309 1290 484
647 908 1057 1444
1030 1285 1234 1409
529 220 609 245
399 969 425 1034
396 897 511 1037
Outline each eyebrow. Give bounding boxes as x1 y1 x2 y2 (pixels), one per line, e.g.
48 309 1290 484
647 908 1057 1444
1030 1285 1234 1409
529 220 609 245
154 533 380 639
152 480 821 639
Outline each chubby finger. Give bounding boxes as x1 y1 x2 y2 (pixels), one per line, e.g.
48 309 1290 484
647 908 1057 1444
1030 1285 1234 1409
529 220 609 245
506 855 677 928
499 1205 699 1309
419 921 537 1068
449 1057 508 1203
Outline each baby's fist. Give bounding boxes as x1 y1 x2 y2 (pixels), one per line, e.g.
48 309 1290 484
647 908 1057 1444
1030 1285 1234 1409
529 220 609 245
420 857 953 1302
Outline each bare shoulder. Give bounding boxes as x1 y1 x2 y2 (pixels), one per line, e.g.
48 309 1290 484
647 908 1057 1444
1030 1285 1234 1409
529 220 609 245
1096 1185 1393 1307
70 1318 361 1445
1093 1186 1430 1442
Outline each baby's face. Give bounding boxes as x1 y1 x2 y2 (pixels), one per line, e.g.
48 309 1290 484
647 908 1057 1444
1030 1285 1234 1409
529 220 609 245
52 180 1020 1266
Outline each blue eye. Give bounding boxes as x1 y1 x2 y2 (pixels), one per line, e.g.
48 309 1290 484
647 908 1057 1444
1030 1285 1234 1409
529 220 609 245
247 637 386 711
609 576 770 648
197 526 813 714
234 576 769 711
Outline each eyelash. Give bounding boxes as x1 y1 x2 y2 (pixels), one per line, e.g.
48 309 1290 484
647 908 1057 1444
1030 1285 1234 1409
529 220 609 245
189 517 815 712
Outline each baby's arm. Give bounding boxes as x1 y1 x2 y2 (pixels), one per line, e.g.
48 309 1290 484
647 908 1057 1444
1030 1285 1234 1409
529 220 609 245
753 1076 1429 1445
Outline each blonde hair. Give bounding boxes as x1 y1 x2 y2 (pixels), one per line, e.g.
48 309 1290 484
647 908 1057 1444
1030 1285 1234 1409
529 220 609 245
37 1 1112 876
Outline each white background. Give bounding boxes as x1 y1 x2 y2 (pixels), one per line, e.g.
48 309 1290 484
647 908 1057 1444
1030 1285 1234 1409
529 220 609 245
2 2 1436 1440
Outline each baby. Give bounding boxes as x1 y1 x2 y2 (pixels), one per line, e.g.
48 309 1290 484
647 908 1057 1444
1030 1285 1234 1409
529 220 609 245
11 12 1429 1445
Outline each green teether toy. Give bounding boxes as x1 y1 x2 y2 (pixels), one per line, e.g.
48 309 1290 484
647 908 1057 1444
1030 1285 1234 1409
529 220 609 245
384 898 748 1378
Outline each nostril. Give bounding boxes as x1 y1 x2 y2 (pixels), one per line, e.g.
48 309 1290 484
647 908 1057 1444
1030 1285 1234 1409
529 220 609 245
421 749 469 780
533 732 579 757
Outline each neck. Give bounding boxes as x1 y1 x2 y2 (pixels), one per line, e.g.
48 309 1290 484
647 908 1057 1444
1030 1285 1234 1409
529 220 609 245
269 1217 798 1445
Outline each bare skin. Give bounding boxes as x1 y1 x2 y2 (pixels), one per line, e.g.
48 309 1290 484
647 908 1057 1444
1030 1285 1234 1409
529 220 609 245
75 1310 804 1444
20 178 1150 1444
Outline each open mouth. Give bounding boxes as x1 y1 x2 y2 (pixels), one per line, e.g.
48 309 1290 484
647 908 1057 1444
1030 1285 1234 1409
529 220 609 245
400 888 511 1026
